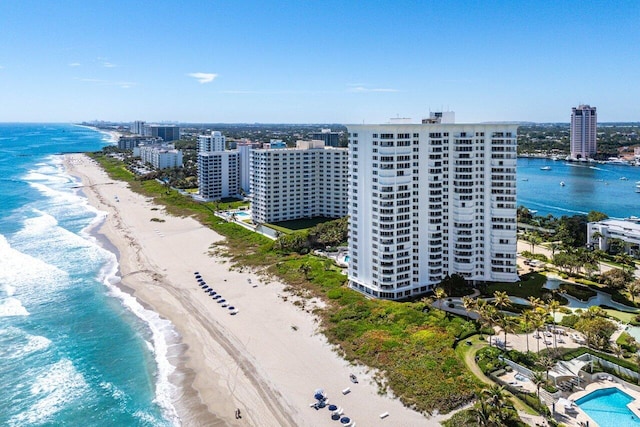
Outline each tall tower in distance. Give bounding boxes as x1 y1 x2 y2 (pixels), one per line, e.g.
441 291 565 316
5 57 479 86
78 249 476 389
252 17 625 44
570 105 597 160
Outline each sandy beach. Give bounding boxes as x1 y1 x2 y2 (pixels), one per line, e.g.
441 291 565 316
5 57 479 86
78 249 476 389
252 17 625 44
64 153 441 427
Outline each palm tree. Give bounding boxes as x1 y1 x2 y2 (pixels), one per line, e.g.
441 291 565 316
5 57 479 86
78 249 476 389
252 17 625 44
461 295 477 320
591 231 604 250
532 309 546 353
548 300 561 353
479 303 498 347
528 296 542 309
433 287 448 310
495 314 514 349
531 370 546 398
470 399 493 427
493 290 512 311
537 355 556 382
549 241 562 258
627 279 640 304
521 310 534 353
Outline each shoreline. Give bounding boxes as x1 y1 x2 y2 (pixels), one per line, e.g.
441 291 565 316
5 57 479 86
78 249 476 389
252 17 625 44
64 153 439 427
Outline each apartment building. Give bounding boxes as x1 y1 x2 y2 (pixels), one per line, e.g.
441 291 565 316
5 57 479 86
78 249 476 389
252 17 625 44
197 131 240 201
587 218 640 257
347 123 519 300
139 143 183 169
250 140 348 223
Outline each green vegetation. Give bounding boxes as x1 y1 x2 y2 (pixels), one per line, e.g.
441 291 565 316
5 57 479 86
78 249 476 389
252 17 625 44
559 283 596 301
89 151 481 415
267 217 337 232
483 273 566 304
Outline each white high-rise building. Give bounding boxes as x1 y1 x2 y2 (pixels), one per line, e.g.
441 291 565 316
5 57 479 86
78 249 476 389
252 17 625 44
131 120 146 135
198 151 239 200
237 141 261 194
250 140 348 223
570 105 597 160
197 131 240 201
347 123 518 300
198 131 226 152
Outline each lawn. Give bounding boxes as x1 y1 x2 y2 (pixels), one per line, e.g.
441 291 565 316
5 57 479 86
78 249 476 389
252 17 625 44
266 217 336 233
483 272 568 304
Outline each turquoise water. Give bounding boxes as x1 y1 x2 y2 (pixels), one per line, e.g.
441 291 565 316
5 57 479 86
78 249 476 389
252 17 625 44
575 387 640 426
235 211 250 218
0 124 177 426
518 158 640 219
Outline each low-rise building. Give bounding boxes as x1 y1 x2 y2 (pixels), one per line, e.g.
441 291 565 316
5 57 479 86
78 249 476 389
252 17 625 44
587 218 640 256
119 135 161 151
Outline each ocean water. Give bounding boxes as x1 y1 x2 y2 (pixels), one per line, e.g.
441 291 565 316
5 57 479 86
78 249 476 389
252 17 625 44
0 124 178 426
517 157 640 219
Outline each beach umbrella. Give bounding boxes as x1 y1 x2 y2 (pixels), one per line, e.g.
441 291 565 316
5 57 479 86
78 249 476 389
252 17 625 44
340 417 351 424
193 271 200 275
331 414 340 420
228 306 235 310
328 404 337 411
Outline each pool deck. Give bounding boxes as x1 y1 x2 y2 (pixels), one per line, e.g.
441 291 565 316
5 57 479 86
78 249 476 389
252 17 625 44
557 377 640 426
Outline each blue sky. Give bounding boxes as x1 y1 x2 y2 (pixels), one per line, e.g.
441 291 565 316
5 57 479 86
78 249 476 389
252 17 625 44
0 1 638 123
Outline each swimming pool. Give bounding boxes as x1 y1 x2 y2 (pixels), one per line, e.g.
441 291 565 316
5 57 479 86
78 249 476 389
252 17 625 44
575 387 640 426
234 211 250 218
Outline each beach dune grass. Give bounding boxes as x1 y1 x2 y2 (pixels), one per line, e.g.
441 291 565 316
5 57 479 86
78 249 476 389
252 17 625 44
90 151 483 415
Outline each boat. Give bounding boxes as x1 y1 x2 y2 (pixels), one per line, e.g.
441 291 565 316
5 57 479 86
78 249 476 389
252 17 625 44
636 182 640 193
560 181 565 186
540 166 551 171
620 177 629 181
521 178 529 181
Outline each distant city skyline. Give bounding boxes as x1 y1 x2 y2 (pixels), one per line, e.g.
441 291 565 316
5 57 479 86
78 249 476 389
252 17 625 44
1 1 638 124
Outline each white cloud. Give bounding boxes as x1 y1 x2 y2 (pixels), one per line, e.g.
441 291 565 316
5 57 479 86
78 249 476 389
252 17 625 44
69 62 81 67
0 65 5 69
102 62 117 68
76 77 136 88
188 72 218 84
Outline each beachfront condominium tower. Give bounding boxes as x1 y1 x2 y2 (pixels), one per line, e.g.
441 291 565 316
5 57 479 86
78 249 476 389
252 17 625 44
198 131 226 152
347 123 519 300
197 131 240 201
570 105 597 160
250 140 348 223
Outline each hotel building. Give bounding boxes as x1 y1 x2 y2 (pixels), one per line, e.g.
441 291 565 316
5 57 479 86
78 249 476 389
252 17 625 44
570 105 597 160
347 123 519 300
250 140 348 223
197 131 240 201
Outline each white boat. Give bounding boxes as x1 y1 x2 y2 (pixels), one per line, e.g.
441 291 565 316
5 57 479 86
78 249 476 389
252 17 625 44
636 182 640 193
540 166 551 171
560 181 565 186
620 177 629 181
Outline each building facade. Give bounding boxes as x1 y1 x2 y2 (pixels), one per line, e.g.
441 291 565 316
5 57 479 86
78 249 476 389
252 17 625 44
139 143 183 169
347 123 519 300
131 120 146 135
198 151 240 200
118 135 161 151
311 129 341 147
570 105 597 160
196 131 241 201
144 125 181 142
237 141 261 194
198 131 226 152
250 140 348 223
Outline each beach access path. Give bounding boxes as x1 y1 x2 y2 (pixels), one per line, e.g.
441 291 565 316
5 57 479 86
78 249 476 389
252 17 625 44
65 154 438 427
